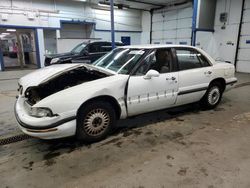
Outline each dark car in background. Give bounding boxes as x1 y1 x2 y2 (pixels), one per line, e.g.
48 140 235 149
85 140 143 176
44 41 124 66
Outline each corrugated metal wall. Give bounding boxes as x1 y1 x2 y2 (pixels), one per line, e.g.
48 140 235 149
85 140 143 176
151 6 193 45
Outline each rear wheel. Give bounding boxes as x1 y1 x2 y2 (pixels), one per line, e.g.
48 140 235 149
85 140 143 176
76 101 116 142
200 82 223 109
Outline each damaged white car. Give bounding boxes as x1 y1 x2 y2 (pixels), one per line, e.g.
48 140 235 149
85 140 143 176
15 45 237 142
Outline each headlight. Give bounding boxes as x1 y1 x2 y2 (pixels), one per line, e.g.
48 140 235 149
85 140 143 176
50 58 60 64
29 107 53 117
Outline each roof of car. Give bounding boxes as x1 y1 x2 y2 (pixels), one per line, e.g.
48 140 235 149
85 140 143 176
86 41 123 44
119 44 198 49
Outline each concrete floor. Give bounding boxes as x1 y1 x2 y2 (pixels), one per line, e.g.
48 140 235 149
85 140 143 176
0 70 250 188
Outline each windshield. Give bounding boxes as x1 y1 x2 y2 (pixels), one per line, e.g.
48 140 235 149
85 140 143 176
71 43 87 54
94 48 146 74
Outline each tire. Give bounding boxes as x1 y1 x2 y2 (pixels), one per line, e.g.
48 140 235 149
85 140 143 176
200 82 223 109
76 101 116 142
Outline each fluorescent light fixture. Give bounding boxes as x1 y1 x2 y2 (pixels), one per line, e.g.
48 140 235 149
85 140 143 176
98 1 129 9
6 29 16 32
1 33 10 35
74 0 87 1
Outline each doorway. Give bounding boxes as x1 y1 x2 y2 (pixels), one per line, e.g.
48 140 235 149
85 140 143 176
0 28 38 70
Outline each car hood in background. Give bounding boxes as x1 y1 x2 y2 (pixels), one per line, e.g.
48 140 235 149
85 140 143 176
45 52 79 59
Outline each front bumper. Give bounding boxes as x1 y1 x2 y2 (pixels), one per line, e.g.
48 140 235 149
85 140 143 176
15 97 76 139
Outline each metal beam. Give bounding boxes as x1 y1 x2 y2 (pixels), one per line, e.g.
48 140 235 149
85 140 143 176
126 0 165 8
110 0 116 49
191 0 198 46
150 9 153 44
0 48 4 71
235 0 245 68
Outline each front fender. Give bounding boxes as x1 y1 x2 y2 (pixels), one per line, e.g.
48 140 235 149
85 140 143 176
33 74 129 118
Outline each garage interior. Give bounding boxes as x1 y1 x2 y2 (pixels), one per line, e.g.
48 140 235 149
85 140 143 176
0 0 250 188
0 28 38 70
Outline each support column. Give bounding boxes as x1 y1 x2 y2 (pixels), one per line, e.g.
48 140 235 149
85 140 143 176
0 48 4 71
35 29 45 68
191 0 199 46
110 0 116 49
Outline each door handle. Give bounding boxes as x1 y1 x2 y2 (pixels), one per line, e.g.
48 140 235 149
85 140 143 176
204 71 212 75
166 77 176 81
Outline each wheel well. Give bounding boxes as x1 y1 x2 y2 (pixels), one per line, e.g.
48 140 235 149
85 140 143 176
209 78 226 92
77 95 121 120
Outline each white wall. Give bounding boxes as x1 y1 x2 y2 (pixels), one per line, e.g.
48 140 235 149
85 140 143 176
44 29 57 54
95 31 141 45
60 23 93 39
0 0 142 36
57 38 91 53
151 3 193 45
196 0 243 66
141 11 151 44
0 0 142 69
36 28 45 67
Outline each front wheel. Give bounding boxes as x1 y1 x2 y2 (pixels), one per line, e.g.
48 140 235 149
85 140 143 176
76 101 116 142
200 82 223 109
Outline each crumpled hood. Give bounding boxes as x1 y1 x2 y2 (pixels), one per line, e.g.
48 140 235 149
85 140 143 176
19 64 83 88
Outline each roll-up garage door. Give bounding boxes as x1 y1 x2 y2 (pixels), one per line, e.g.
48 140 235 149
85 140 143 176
152 5 193 45
237 0 250 73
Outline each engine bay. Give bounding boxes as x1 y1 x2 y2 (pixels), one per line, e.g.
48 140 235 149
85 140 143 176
24 67 109 105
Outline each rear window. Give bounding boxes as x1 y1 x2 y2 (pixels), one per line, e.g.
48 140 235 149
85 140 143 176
176 49 210 71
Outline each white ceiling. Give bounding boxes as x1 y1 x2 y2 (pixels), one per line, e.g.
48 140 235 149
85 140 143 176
88 0 191 11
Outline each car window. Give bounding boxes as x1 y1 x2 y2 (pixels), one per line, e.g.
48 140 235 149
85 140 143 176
115 43 124 46
176 49 210 70
198 53 211 67
94 48 147 74
100 42 124 52
71 43 87 54
100 43 112 52
135 49 173 75
89 43 100 53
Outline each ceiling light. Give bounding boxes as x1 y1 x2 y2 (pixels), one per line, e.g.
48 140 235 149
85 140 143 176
74 0 87 2
1 33 10 35
98 1 129 9
6 29 16 32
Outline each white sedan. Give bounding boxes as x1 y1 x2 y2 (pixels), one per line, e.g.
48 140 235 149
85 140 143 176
15 45 237 142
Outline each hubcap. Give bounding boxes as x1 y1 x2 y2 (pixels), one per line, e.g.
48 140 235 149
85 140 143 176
83 108 110 136
208 87 220 105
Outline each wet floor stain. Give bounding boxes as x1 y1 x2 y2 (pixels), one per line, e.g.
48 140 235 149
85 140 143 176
164 132 183 140
166 155 174 160
100 138 121 147
213 108 225 111
44 152 61 160
175 117 185 121
144 131 153 136
122 129 143 137
44 159 56 166
23 161 34 171
177 167 189 176
200 167 209 176
43 152 61 166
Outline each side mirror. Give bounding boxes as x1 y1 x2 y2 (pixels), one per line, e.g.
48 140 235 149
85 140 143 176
143 69 160 79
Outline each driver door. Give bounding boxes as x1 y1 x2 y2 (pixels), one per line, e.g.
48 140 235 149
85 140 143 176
126 49 179 116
